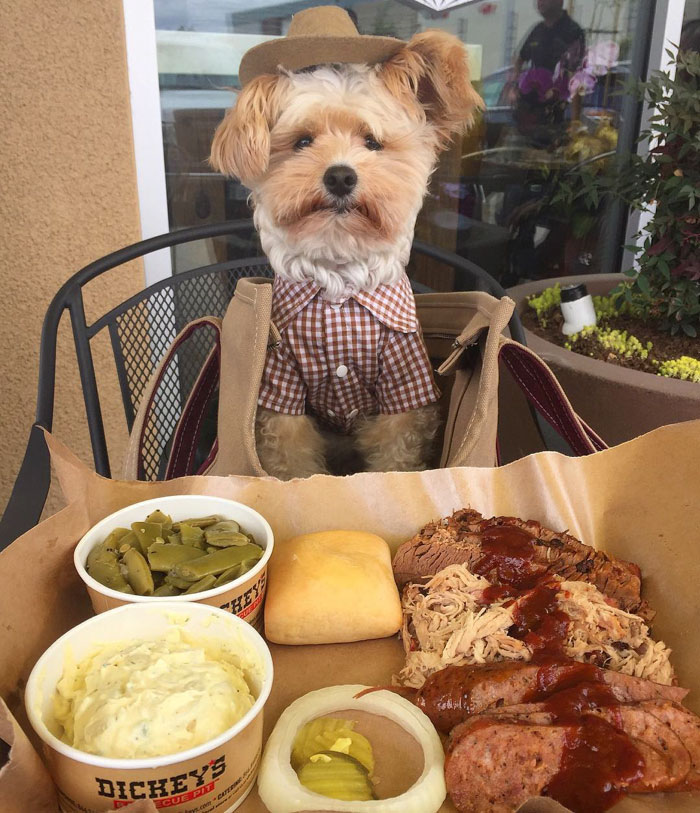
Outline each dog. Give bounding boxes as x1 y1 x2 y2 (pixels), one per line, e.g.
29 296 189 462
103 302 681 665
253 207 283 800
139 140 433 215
210 9 482 479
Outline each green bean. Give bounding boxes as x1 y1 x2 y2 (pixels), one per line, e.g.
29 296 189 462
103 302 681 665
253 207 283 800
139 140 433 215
123 548 154 595
153 583 181 597
173 543 263 580
131 522 168 549
183 574 217 594
147 544 203 573
118 529 146 556
103 528 131 551
215 556 261 586
213 564 243 586
205 527 251 548
86 528 129 569
178 523 205 547
87 550 131 592
145 510 172 529
164 572 197 589
173 515 219 530
206 519 240 535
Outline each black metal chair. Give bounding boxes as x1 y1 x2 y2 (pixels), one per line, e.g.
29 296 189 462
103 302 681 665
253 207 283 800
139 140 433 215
0 220 529 550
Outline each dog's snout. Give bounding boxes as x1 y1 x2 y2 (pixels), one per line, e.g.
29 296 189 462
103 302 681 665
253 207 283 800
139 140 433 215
323 165 357 197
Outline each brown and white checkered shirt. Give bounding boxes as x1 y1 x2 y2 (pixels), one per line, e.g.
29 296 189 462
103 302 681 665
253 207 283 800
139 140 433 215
258 275 440 432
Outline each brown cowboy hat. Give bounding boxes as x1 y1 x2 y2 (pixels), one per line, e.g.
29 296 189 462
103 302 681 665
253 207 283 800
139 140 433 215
238 5 405 87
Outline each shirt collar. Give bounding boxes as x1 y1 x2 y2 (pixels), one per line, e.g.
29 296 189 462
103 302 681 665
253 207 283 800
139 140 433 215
271 275 419 333
353 276 419 332
271 277 319 331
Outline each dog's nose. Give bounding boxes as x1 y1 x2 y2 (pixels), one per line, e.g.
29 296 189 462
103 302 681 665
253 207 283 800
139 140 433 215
323 165 357 197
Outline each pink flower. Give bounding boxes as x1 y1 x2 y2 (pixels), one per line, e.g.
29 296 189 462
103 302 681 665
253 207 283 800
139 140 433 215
585 41 620 77
569 69 597 97
519 67 554 101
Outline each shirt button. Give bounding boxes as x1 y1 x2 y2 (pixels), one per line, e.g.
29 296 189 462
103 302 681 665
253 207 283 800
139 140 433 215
347 409 359 420
330 303 342 310
327 410 336 418
336 364 349 378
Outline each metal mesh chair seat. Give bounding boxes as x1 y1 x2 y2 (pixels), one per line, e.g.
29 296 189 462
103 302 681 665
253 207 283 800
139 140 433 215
0 220 528 549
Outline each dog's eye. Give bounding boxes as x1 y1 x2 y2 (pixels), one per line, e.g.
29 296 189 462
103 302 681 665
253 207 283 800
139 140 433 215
294 135 314 150
365 135 383 151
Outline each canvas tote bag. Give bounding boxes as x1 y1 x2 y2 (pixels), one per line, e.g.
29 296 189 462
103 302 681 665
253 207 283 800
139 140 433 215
124 278 605 480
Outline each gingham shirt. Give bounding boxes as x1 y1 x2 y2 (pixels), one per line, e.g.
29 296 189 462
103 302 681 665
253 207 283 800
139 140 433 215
258 275 440 432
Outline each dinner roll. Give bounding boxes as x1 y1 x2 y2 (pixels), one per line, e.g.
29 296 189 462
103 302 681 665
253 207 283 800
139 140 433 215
264 530 402 645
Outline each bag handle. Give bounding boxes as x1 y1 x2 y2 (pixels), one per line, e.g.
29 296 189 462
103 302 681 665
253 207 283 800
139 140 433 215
499 338 607 455
123 316 222 480
164 332 221 479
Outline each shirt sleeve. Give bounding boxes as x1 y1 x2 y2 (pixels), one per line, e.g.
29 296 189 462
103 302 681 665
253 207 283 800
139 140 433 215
375 330 441 415
257 342 307 415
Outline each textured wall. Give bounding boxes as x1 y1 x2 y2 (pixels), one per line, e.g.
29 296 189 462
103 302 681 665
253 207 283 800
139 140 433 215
0 1 143 516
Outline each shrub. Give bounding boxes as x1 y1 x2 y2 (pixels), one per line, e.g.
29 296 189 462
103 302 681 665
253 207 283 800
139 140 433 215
615 48 700 337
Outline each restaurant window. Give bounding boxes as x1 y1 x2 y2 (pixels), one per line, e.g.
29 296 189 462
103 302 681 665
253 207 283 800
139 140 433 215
153 1 660 289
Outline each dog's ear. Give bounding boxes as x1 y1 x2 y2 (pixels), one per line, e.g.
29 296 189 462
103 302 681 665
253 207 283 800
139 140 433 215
379 30 483 150
210 74 283 184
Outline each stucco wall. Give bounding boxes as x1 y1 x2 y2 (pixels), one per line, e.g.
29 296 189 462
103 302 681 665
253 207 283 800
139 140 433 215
0 1 143 516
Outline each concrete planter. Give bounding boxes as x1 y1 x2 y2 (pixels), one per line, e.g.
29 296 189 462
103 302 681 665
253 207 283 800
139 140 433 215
498 274 700 461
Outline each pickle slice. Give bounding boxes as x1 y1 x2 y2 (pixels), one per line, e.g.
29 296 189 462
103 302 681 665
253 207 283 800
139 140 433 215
297 752 374 801
291 717 375 774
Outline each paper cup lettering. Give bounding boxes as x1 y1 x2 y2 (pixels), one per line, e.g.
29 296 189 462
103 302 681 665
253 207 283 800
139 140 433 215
73 496 274 629
25 603 273 813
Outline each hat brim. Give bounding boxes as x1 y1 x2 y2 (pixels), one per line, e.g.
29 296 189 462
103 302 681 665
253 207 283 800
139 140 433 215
238 35 405 87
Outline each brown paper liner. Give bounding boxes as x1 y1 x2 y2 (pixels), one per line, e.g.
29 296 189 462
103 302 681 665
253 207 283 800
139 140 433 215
1 422 700 811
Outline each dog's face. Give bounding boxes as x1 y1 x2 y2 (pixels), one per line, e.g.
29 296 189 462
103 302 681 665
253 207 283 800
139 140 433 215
251 67 440 254
211 31 482 287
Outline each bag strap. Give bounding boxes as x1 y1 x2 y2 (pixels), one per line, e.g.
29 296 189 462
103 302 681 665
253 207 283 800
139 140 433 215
122 316 222 480
499 338 607 455
164 331 222 479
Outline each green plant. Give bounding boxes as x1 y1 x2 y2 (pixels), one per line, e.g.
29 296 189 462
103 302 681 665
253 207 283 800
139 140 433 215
657 356 700 383
527 283 561 326
565 326 652 361
615 48 700 337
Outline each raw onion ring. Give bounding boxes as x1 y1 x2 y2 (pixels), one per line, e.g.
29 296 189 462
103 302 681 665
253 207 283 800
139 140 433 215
257 684 446 813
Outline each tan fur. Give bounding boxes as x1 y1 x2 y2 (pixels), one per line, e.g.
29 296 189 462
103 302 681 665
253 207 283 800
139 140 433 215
255 408 328 479
380 30 484 149
354 404 442 472
210 74 286 184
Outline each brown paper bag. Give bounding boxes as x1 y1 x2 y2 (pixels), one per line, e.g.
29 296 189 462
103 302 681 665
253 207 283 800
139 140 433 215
2 422 700 812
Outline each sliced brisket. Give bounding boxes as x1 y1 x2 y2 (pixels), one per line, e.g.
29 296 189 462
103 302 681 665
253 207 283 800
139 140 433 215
393 508 653 621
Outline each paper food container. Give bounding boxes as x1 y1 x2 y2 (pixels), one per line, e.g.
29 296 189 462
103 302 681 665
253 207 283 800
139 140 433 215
24 602 273 813
74 496 274 628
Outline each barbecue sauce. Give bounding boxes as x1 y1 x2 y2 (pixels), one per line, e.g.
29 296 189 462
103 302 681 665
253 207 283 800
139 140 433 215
472 524 543 590
468 527 645 811
541 682 644 813
510 583 570 657
529 659 603 700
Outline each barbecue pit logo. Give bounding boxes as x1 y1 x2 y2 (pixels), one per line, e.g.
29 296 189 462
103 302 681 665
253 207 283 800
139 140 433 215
95 755 226 807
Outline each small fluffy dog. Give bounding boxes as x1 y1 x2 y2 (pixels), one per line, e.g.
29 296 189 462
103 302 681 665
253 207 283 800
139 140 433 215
211 16 481 479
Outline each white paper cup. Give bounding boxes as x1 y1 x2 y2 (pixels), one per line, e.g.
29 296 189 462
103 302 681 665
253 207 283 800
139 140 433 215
74 496 273 628
26 602 273 813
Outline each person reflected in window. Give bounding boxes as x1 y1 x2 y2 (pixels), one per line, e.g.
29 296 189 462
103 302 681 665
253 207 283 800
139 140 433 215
508 0 585 148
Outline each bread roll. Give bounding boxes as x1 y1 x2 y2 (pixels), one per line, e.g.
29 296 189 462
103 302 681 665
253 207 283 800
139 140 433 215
264 530 402 645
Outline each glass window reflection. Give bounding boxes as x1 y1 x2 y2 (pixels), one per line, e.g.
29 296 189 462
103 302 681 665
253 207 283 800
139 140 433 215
154 0 653 289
